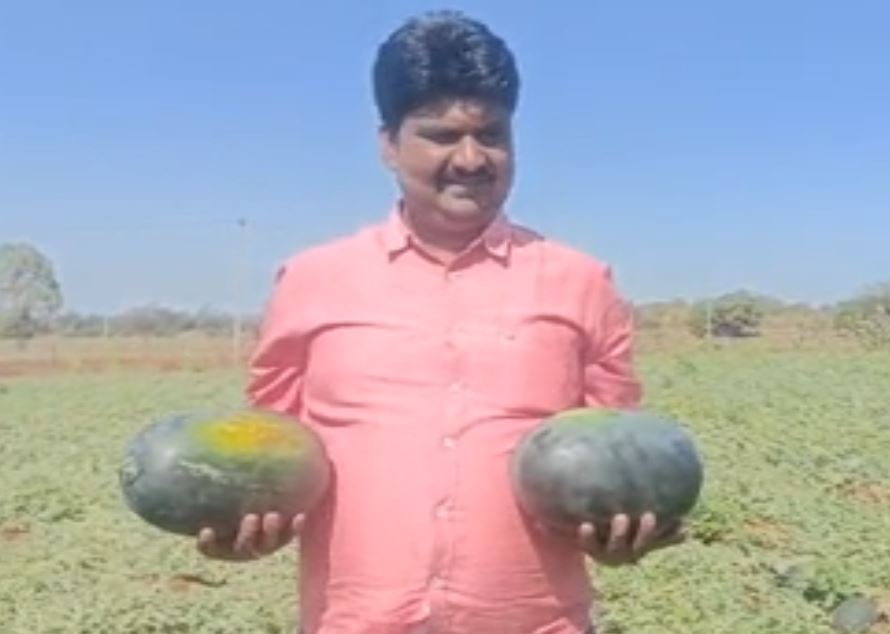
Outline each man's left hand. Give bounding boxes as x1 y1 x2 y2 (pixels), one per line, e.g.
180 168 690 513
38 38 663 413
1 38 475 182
576 512 686 566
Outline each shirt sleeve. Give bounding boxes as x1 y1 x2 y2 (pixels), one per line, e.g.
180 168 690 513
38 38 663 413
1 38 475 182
245 261 309 416
582 265 644 409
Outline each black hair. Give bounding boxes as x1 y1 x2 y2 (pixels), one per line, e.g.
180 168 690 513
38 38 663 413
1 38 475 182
372 10 520 131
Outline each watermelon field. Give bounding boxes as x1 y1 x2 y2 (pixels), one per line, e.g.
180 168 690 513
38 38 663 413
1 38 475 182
2 342 889 633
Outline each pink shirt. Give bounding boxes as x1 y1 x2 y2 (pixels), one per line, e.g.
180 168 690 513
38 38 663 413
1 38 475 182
247 208 642 634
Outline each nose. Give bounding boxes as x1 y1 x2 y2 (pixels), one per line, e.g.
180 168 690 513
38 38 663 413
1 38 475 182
452 136 488 174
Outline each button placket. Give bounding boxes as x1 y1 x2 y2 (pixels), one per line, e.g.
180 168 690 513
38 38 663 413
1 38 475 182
433 261 465 620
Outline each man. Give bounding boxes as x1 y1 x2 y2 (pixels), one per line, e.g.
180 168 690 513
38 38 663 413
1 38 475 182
197 10 684 634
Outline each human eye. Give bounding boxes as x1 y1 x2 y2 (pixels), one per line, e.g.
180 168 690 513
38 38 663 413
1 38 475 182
476 125 509 147
418 126 461 145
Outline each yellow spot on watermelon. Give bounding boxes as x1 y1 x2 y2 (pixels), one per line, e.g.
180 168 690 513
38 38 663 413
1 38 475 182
197 412 303 455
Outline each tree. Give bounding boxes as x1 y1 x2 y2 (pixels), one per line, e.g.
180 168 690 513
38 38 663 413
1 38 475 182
0 243 64 341
112 305 195 336
833 281 890 350
689 291 766 338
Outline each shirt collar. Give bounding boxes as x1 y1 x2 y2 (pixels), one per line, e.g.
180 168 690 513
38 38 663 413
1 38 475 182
380 204 412 255
379 202 512 262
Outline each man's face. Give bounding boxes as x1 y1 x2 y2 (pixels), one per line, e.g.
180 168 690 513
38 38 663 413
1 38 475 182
380 98 514 241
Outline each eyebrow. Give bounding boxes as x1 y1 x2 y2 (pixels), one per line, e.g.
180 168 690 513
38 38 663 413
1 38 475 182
413 121 506 133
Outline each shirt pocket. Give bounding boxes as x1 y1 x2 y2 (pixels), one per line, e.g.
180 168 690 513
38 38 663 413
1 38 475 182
486 319 584 415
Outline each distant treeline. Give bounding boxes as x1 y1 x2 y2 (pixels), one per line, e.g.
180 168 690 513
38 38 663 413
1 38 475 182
36 285 890 351
50 306 261 338
634 287 890 349
2 240 888 349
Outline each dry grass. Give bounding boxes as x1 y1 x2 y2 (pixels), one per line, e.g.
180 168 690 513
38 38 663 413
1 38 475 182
0 334 254 377
0 322 867 379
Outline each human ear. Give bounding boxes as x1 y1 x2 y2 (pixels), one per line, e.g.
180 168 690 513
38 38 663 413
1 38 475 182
378 126 399 171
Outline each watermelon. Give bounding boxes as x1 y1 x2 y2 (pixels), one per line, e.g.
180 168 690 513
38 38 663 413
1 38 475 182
510 408 703 533
831 595 880 633
119 408 331 539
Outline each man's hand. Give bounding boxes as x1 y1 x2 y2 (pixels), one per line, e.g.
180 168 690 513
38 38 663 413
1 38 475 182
537 512 686 567
197 512 305 563
578 513 686 566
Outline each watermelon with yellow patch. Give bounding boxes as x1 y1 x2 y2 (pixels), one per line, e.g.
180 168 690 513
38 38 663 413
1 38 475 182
119 409 330 538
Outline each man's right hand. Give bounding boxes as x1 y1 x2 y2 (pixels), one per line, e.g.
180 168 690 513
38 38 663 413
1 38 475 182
197 512 305 562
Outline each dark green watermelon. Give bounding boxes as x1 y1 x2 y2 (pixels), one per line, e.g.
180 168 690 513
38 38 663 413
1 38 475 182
831 595 879 633
511 408 704 532
119 408 331 539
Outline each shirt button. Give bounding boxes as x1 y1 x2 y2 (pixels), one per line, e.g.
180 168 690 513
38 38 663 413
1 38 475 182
436 503 451 519
449 381 463 392
442 436 456 449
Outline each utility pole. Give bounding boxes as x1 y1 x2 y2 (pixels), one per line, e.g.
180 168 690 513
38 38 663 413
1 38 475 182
705 298 713 340
232 217 248 365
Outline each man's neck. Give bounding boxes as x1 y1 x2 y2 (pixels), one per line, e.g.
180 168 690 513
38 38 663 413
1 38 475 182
400 207 488 265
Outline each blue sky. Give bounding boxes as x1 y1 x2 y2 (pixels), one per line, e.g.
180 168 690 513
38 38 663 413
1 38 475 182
2 1 888 313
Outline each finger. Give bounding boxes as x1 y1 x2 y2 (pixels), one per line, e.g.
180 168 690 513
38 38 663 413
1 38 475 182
260 513 283 554
233 514 260 558
197 527 246 562
578 522 600 556
606 514 631 554
197 527 218 558
275 513 306 550
632 512 658 553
